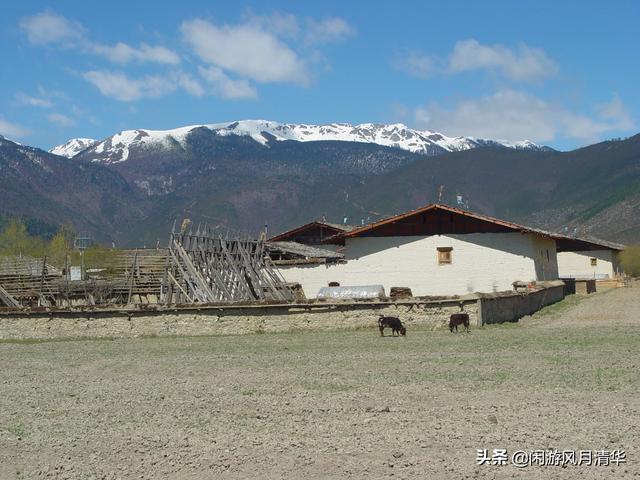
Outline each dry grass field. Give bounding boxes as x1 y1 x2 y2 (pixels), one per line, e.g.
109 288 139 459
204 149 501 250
1 287 639 479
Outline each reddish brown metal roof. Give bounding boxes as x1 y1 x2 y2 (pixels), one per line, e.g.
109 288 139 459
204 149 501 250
325 203 624 252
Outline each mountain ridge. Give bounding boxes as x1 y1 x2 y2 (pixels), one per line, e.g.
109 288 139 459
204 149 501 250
1 129 637 246
49 119 551 161
50 138 98 158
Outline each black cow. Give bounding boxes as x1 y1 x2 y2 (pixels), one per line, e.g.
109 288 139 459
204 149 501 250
378 315 406 337
449 313 470 333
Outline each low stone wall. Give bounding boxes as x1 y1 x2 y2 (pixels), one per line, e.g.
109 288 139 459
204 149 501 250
0 281 566 339
0 299 479 340
477 281 565 325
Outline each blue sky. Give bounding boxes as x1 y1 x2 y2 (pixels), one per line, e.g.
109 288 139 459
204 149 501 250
1 0 638 151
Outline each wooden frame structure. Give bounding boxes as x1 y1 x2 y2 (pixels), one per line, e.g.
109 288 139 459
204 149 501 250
162 223 295 304
0 256 60 307
0 251 167 308
0 224 297 308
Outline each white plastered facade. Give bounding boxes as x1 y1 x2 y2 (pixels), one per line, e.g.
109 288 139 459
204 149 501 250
557 250 621 279
278 232 559 298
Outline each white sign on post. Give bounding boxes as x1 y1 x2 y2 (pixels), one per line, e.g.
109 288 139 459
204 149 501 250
70 266 82 281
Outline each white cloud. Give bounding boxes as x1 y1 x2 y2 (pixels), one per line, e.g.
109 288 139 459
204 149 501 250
21 11 178 65
47 113 76 128
393 51 433 79
181 18 310 84
244 12 300 39
596 94 634 130
15 93 54 108
397 39 557 82
23 11 353 102
243 12 354 45
83 71 177 102
91 42 180 65
448 40 557 80
414 90 635 142
19 11 85 46
178 73 206 97
198 66 257 99
305 17 355 45
0 118 30 139
83 69 252 101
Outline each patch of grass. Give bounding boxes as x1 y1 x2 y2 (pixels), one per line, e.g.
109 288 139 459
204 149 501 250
480 320 520 329
529 295 584 318
1 420 27 438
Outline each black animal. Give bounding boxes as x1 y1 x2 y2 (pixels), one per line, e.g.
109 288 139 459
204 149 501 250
449 313 470 333
378 315 406 337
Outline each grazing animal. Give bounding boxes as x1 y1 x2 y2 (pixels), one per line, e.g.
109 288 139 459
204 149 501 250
449 313 470 333
378 315 406 337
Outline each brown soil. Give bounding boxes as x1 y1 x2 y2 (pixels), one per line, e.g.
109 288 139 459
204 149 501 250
1 287 639 479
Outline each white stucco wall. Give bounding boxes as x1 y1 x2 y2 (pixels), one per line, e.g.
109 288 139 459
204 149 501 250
557 250 621 279
278 232 559 298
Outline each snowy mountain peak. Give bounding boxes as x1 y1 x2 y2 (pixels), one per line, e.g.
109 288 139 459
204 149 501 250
50 138 97 158
56 120 549 164
0 134 21 146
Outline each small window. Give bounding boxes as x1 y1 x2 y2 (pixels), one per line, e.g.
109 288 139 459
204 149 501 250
437 247 453 265
590 257 597 266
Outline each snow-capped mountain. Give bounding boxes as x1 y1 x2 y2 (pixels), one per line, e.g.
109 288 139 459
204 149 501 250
0 134 22 146
49 138 97 158
52 120 548 164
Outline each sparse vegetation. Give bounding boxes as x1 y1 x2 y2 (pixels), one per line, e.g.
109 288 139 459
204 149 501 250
0 220 46 258
620 245 640 277
526 292 588 317
0 220 119 271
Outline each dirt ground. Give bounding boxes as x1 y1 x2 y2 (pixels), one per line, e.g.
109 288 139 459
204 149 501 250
1 287 639 479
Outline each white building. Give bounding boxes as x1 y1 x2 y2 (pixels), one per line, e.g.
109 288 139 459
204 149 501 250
557 244 624 280
272 204 567 298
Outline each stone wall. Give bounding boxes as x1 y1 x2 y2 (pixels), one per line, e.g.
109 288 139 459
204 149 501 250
0 282 566 339
0 299 478 340
477 281 565 325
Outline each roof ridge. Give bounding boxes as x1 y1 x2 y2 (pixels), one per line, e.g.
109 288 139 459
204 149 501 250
325 203 625 250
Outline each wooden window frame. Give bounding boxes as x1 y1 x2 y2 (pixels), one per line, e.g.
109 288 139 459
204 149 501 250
437 247 453 265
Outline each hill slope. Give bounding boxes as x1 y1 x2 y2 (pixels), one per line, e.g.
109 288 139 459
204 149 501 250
2 130 639 246
0 136 146 243
337 134 640 242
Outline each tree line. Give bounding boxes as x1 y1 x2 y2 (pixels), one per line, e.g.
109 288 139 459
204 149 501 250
620 245 640 277
0 220 118 271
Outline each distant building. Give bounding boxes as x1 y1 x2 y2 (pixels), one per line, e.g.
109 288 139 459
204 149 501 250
271 204 625 298
273 204 563 297
265 241 344 265
268 220 355 250
556 238 624 279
